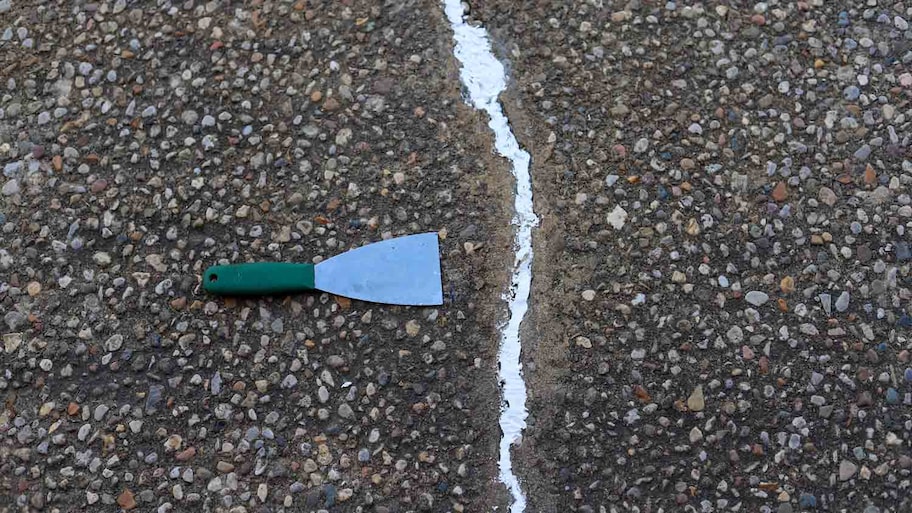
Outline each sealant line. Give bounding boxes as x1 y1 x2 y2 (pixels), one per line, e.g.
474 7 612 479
443 2 538 512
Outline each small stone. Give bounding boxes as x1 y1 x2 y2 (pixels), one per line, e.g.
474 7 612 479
258 483 268 502
2 179 20 196
819 293 832 315
4 312 25 331
799 493 817 508
175 447 196 461
207 477 223 492
210 372 222 395
581 290 596 301
105 334 124 352
576 337 593 349
338 403 354 419
741 345 755 360
90 179 108 193
689 427 703 443
818 187 836 206
323 97 340 111
117 489 137 510
839 460 858 481
780 276 795 294
607 205 628 230
835 291 850 312
771 182 788 202
745 291 769 306
405 320 420 337
687 386 705 411
94 404 109 421
3 333 22 353
164 434 183 451
93 252 112 266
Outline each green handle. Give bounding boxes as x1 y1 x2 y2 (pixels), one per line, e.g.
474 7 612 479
203 263 316 296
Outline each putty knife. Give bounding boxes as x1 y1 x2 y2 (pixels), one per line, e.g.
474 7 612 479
202 232 443 305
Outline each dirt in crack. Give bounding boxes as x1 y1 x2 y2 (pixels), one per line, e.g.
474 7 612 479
443 1 538 512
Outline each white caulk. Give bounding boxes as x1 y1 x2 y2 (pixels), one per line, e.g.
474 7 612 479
443 2 538 512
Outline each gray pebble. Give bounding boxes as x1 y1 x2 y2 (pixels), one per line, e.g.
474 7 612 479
745 291 769 306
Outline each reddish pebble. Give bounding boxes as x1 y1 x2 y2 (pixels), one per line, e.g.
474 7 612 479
210 40 224 51
741 345 755 360
771 181 788 202
751 14 765 25
863 164 876 185
613 144 627 158
117 489 137 510
175 447 196 461
91 179 108 193
32 145 45 159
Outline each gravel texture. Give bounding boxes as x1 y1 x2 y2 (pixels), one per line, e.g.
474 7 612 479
466 1 912 512
7 1 912 512
0 1 515 511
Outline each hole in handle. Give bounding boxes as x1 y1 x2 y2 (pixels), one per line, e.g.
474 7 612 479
209 274 218 282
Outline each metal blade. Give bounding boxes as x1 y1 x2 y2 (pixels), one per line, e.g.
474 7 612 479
315 233 443 306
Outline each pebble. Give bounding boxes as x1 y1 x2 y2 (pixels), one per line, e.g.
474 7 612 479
687 386 705 411
745 291 769 306
2 179 20 196
835 291 850 313
117 490 137 510
338 403 355 419
105 334 124 352
839 460 858 481
896 242 911 261
607 205 628 230
819 293 832 316
818 187 837 206
771 182 788 202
